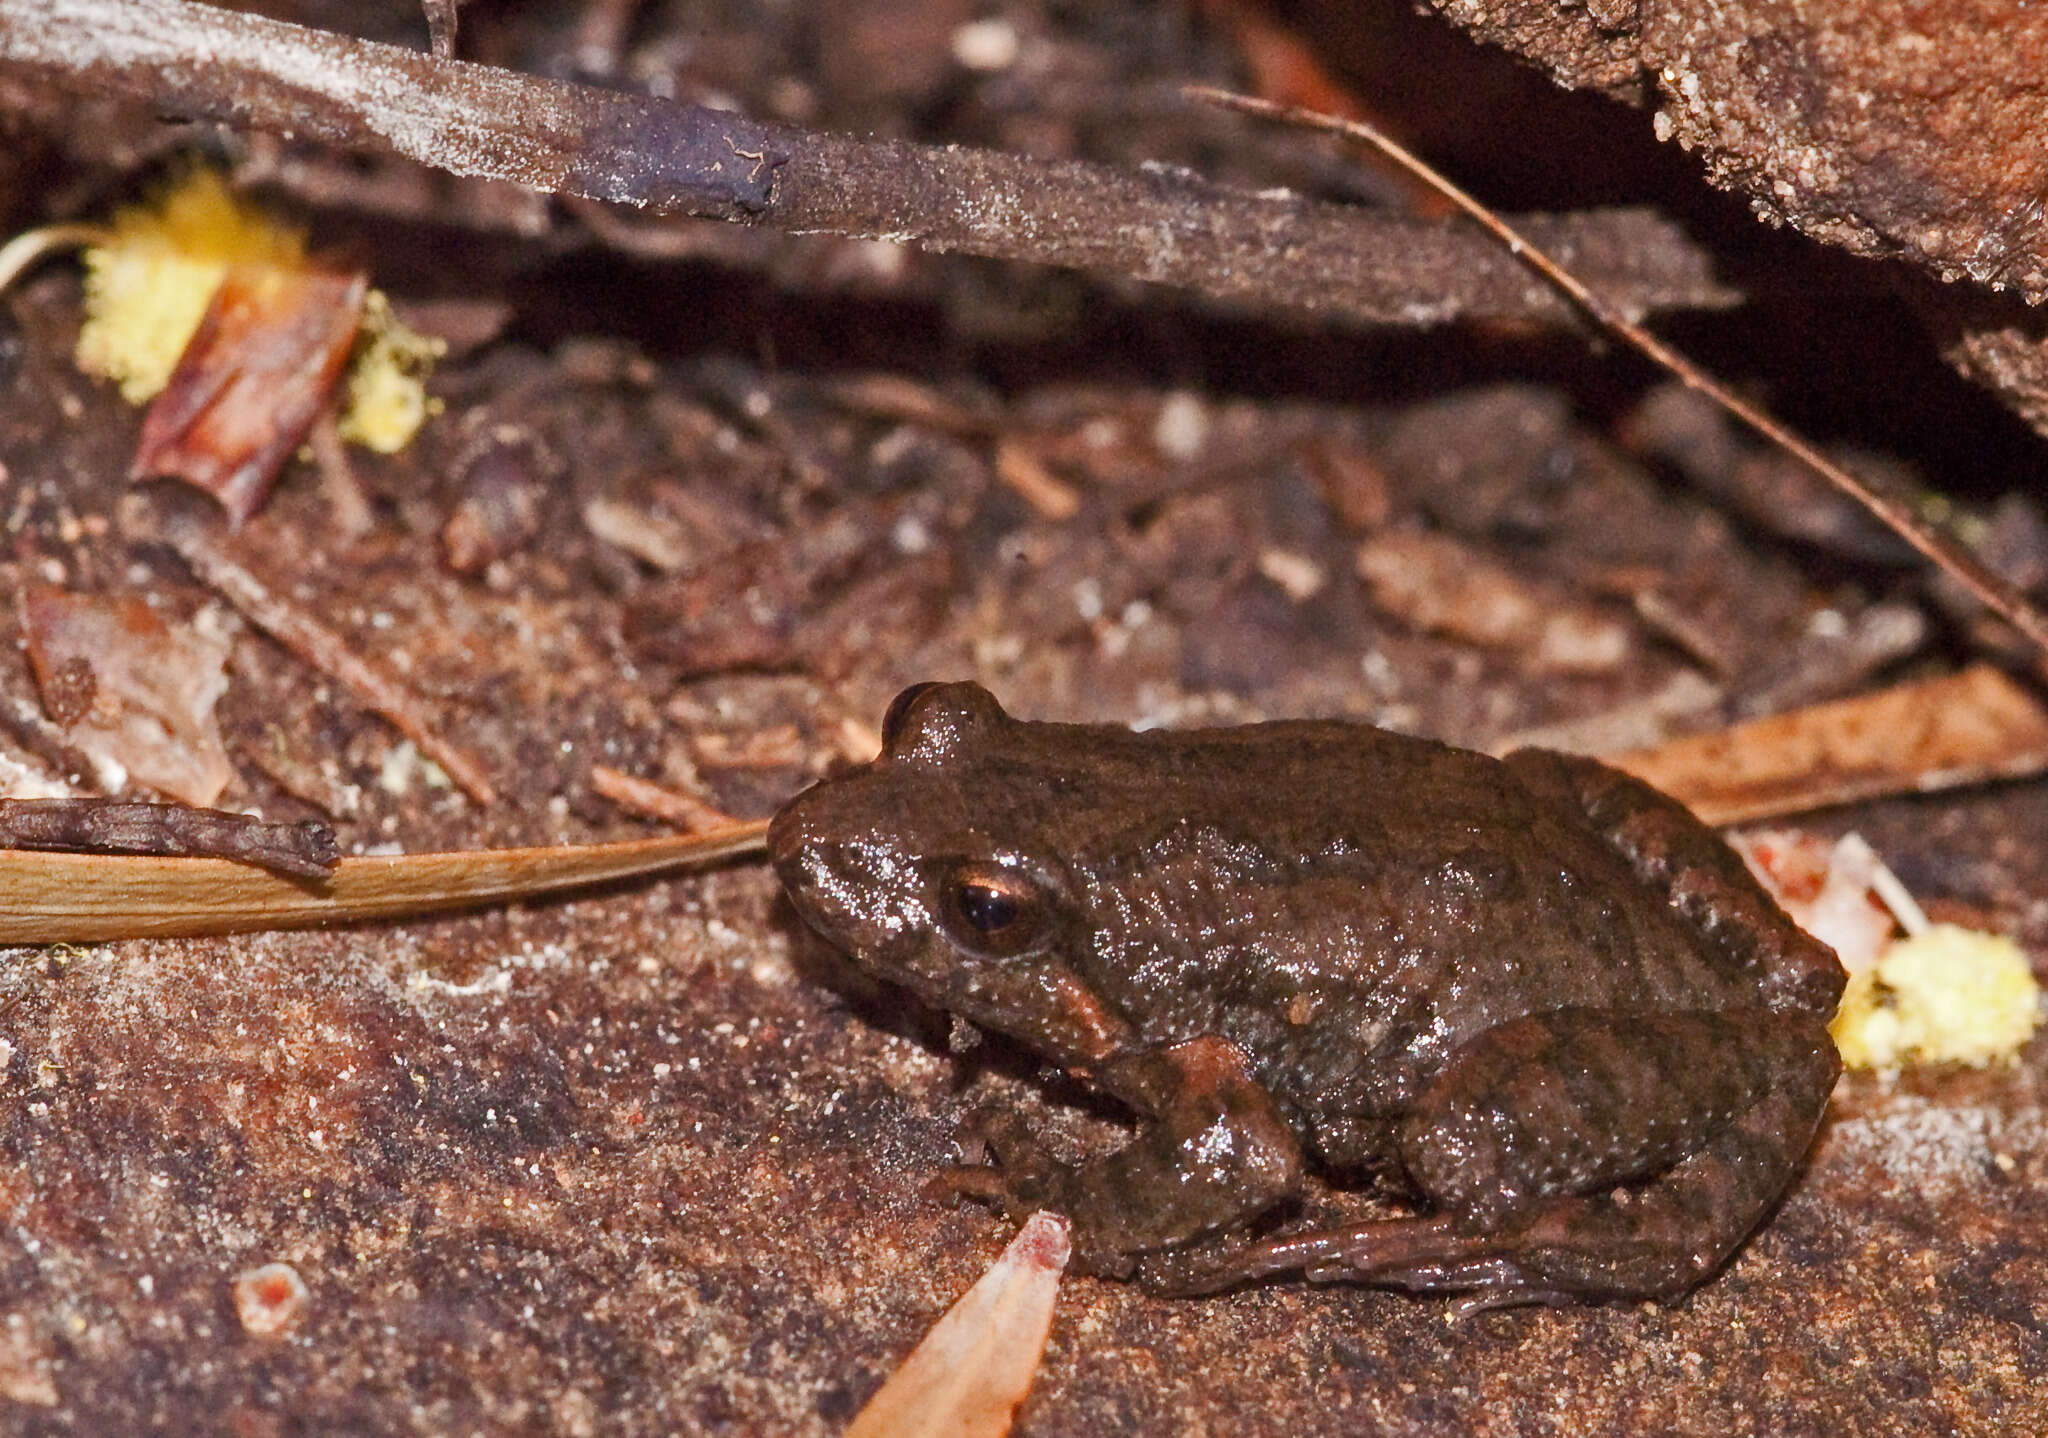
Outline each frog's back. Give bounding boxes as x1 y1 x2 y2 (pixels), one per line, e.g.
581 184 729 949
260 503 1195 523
991 716 1785 1127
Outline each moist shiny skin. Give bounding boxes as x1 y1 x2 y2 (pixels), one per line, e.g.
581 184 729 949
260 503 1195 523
771 682 1844 1305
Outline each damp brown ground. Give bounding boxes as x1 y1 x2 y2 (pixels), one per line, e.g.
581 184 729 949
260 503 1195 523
0 2 2046 1434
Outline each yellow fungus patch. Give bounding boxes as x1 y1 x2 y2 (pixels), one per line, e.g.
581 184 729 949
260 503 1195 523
1833 924 2042 1071
73 166 437 453
337 291 446 454
76 167 304 404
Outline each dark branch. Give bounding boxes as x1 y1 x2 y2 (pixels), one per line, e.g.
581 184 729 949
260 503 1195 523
0 0 1737 329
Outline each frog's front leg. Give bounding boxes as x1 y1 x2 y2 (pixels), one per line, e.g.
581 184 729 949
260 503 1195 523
1143 1006 1838 1303
942 1035 1304 1277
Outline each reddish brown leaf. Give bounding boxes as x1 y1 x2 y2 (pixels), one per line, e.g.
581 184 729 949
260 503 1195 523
131 262 367 525
19 585 232 805
1608 664 2048 825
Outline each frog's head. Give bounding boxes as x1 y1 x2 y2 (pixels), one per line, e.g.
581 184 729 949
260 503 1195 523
771 683 1126 1066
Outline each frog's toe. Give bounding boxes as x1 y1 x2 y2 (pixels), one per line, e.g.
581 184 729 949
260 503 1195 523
1128 1231 1276 1296
1131 1248 1234 1297
923 1163 1010 1208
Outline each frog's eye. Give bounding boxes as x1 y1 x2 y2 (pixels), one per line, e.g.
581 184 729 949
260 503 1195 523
940 864 1046 957
881 682 941 751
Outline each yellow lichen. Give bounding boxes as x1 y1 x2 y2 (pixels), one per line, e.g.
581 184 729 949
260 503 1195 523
1832 924 2042 1071
336 291 446 454
73 165 439 452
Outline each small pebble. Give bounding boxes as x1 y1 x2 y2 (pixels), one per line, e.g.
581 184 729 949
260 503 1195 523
952 18 1020 72
1152 392 1210 461
233 1262 309 1337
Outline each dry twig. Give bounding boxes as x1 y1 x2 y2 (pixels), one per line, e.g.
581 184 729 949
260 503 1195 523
588 765 739 832
147 503 499 805
1192 87 2048 662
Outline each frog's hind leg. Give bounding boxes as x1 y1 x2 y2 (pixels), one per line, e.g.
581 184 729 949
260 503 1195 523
1142 1006 1838 1305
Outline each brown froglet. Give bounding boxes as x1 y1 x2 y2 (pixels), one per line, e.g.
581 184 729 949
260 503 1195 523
770 682 1843 1305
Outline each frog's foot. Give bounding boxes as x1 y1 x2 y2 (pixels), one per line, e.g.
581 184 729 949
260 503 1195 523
934 1037 1306 1279
930 1105 1070 1220
1139 1208 1611 1308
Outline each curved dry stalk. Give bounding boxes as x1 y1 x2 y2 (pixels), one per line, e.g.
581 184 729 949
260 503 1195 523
0 820 769 943
1188 86 2048 662
0 223 111 296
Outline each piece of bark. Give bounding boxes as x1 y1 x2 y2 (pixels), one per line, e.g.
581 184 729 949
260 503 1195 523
1426 0 2048 301
0 798 337 878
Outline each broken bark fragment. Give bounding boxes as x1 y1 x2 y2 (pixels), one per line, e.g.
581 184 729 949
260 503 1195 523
19 584 232 805
0 798 336 878
1426 0 2048 301
132 262 367 525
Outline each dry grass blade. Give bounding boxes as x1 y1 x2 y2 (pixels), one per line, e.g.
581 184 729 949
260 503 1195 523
1189 86 2048 663
1606 664 2048 825
0 820 769 944
848 1211 1070 1438
0 224 111 294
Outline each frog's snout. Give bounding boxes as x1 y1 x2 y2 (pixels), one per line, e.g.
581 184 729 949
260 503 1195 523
767 785 829 901
765 789 808 872
767 779 897 956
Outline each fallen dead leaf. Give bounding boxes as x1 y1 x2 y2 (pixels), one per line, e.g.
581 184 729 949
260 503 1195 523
19 585 232 805
848 1210 1070 1438
1607 664 2048 825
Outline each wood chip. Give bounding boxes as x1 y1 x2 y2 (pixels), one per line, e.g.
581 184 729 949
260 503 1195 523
1357 530 1631 674
582 498 691 572
994 438 1081 521
1606 664 2048 825
848 1211 1069 1438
